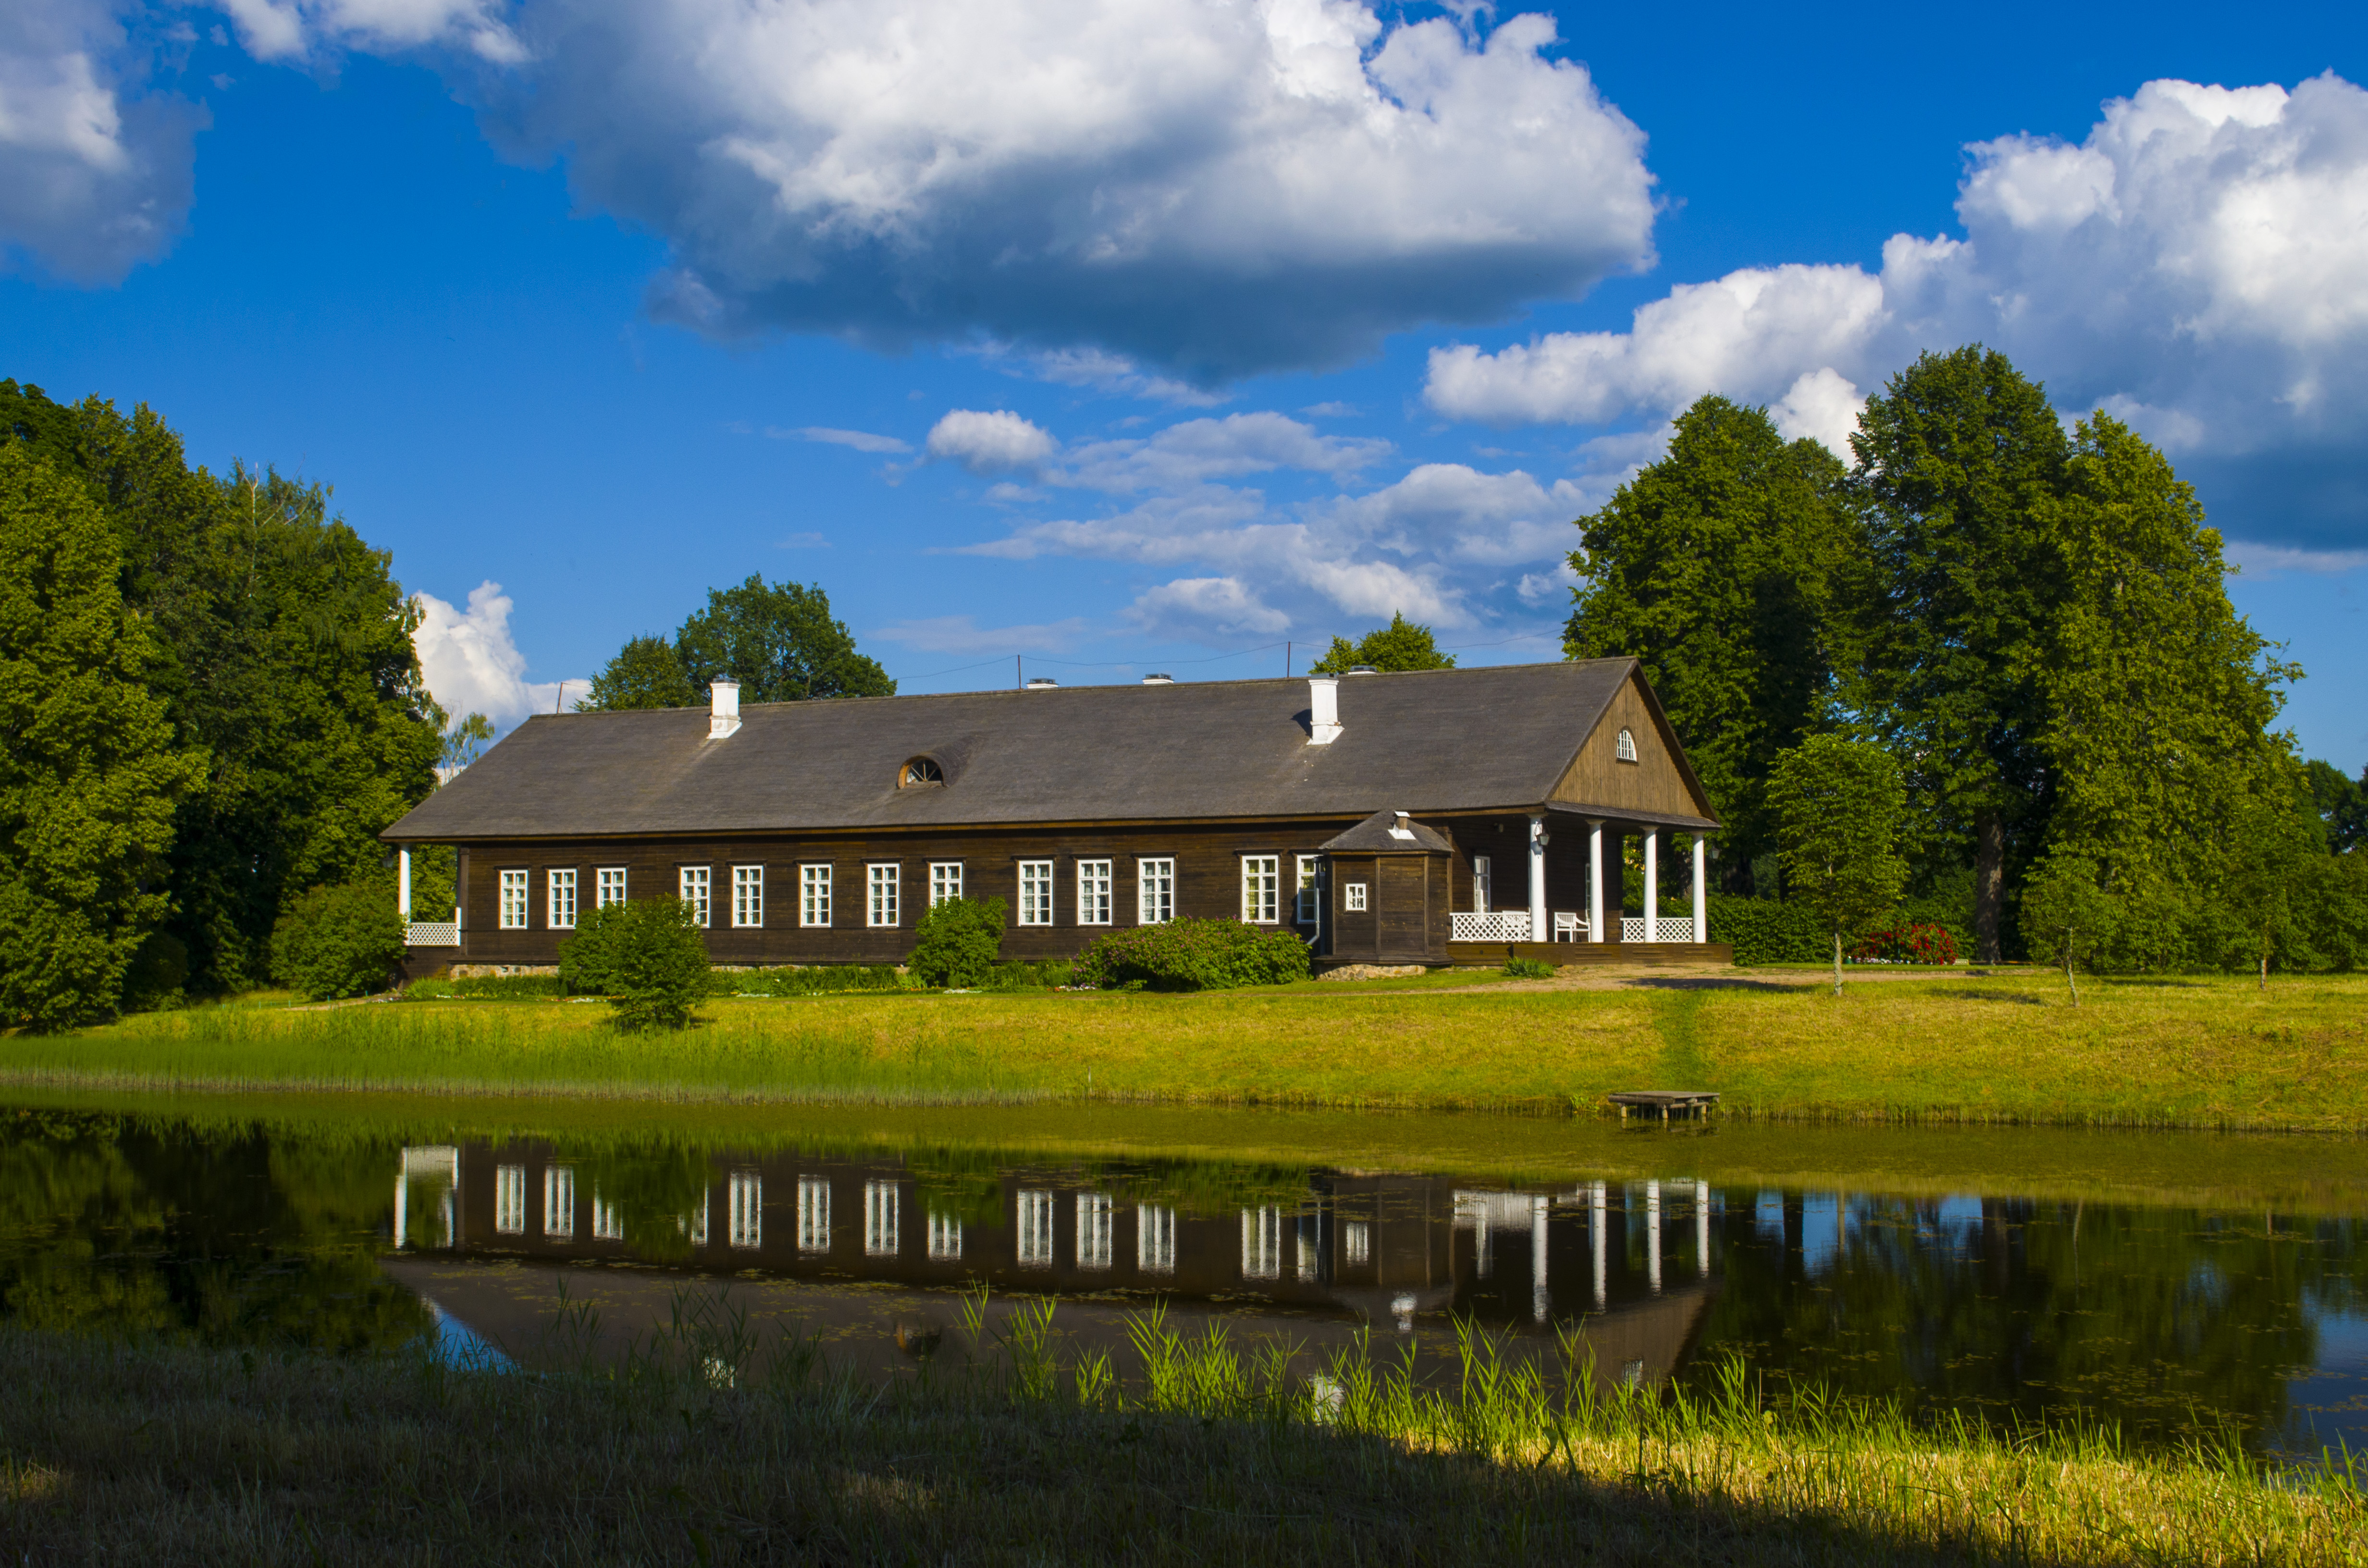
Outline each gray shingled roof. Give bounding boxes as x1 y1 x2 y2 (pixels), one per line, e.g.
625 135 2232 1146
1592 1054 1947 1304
1320 809 1456 853
382 660 1696 842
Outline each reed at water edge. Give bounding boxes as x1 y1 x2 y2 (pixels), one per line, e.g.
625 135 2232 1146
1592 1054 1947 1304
0 1285 2358 1565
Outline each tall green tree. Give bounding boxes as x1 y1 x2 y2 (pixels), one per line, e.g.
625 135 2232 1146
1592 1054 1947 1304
677 575 894 702
2017 852 2119 1005
1 381 445 994
1844 347 2071 962
1307 612 1455 674
2024 413 2293 970
1565 396 1854 885
2302 760 2366 855
0 447 206 1029
580 634 696 711
1766 735 1907 995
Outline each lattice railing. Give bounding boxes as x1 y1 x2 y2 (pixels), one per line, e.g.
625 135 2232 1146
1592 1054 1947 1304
1451 911 1533 943
405 921 462 947
1621 916 1697 943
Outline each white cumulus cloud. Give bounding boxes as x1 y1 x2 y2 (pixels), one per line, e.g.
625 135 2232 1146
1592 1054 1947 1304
0 0 201 281
1425 74 2368 547
926 409 1059 474
1125 577 1291 641
213 0 524 62
456 0 1654 380
411 580 582 731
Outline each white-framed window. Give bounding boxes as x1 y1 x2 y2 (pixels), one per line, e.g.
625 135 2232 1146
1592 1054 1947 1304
1076 1193 1113 1270
1241 856 1280 924
929 862 963 906
498 869 529 929
1344 1220 1373 1267
797 1176 831 1253
1615 727 1639 763
801 864 832 927
864 1181 900 1257
1017 860 1055 926
494 1165 526 1235
1241 1206 1283 1281
1295 855 1321 925
867 863 900 927
1016 1189 1055 1267
728 1171 761 1250
548 869 578 930
592 1190 624 1241
1076 859 1112 925
680 865 711 927
543 1166 575 1238
595 867 627 909
1472 856 1492 914
732 865 763 928
928 1211 962 1261
1345 882 1369 912
1138 1204 1177 1274
1138 858 1175 924
686 1195 709 1249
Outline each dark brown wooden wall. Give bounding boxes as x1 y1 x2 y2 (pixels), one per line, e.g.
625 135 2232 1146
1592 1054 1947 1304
450 820 1360 967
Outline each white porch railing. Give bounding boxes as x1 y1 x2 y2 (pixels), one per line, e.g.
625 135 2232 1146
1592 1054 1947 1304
1451 911 1533 943
1621 917 1695 943
405 921 462 947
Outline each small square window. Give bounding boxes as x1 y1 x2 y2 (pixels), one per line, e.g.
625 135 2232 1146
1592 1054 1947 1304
868 863 900 927
498 869 529 929
1076 859 1112 925
732 865 764 928
679 865 711 927
1345 882 1369 912
1017 860 1054 926
929 861 963 906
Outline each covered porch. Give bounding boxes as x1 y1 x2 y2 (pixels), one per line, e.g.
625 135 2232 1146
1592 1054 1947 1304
1444 808 1726 961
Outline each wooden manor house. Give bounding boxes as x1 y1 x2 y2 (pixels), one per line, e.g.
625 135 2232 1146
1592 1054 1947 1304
382 660 1731 972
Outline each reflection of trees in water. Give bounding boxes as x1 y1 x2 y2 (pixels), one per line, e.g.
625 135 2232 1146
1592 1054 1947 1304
0 1113 429 1353
1690 1192 2362 1449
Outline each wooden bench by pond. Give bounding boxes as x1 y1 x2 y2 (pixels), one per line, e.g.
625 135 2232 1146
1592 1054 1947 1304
1606 1091 1720 1121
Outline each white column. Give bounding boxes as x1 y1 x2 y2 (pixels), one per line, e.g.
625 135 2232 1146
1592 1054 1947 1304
398 847 412 925
1695 1180 1711 1279
1692 835 1708 944
394 1171 408 1252
1646 1179 1663 1295
1588 821 1605 943
1527 814 1547 945
1642 830 1659 943
1589 1180 1607 1310
1530 1195 1550 1324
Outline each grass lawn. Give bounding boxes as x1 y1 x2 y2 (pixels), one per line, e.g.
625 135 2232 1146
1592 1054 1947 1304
6 968 2365 1133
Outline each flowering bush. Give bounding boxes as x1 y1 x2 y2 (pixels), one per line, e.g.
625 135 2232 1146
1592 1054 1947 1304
1073 918 1310 991
1846 921 1960 965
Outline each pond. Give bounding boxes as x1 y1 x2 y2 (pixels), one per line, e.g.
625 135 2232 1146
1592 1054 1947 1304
1 1097 2362 1459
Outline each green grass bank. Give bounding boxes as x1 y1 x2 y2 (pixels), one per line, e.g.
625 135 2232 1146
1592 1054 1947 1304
0 1304 2358 1566
7 969 2366 1133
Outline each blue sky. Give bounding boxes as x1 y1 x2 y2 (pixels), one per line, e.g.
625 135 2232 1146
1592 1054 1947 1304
4 0 2364 771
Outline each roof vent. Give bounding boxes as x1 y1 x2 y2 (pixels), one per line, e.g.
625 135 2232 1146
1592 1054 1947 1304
708 680 741 739
1142 673 1174 685
1388 811 1417 841
1307 676 1341 745
1346 664 1379 675
1025 676 1059 690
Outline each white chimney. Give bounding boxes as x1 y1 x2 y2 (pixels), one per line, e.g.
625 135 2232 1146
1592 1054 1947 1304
1026 676 1059 690
709 680 741 739
1389 811 1416 841
1142 673 1174 686
1307 676 1341 745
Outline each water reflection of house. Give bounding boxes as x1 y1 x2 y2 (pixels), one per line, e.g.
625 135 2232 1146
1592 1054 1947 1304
394 1143 1722 1388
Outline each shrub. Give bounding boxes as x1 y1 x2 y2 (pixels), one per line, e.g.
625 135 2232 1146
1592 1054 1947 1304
1705 894 1829 965
1503 956 1555 979
987 959 1075 990
557 898 709 1030
1073 918 1310 992
905 897 1007 988
270 880 407 1001
1847 921 1961 965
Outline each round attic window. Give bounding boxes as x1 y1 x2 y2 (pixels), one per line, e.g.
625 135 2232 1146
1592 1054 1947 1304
900 757 945 787
1615 728 1639 763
